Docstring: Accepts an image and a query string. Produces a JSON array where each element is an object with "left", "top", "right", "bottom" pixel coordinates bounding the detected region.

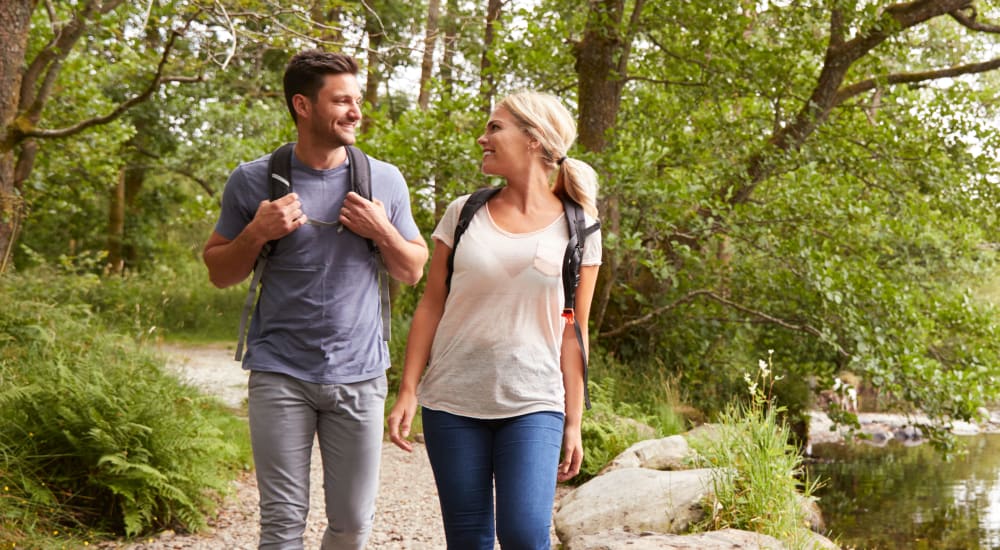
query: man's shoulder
[
  {"left": 360, "top": 152, "right": 408, "bottom": 194},
  {"left": 362, "top": 153, "right": 402, "bottom": 177},
  {"left": 231, "top": 152, "right": 271, "bottom": 180}
]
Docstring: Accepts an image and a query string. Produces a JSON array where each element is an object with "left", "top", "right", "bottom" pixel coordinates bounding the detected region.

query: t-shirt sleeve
[
  {"left": 214, "top": 163, "right": 261, "bottom": 241},
  {"left": 582, "top": 214, "right": 603, "bottom": 267},
  {"left": 431, "top": 194, "right": 471, "bottom": 249},
  {"left": 382, "top": 163, "right": 422, "bottom": 242}
]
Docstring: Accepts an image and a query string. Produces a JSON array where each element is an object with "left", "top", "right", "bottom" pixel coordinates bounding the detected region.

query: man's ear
[{"left": 293, "top": 94, "right": 311, "bottom": 119}]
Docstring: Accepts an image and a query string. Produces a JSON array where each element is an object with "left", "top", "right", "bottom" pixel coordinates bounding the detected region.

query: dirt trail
[{"left": 126, "top": 342, "right": 563, "bottom": 550}]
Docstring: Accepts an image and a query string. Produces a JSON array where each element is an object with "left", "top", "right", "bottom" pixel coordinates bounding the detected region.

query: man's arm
[
  {"left": 339, "top": 191, "right": 428, "bottom": 285},
  {"left": 203, "top": 193, "right": 307, "bottom": 288}
]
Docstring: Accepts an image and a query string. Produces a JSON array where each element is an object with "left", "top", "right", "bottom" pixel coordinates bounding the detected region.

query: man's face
[{"left": 298, "top": 73, "right": 363, "bottom": 148}]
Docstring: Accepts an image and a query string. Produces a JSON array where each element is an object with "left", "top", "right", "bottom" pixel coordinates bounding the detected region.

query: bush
[
  {"left": 0, "top": 278, "right": 250, "bottom": 545},
  {"left": 8, "top": 254, "right": 246, "bottom": 343},
  {"left": 689, "top": 352, "right": 820, "bottom": 547}
]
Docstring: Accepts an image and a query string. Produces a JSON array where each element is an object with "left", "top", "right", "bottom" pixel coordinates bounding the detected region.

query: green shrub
[
  {"left": 0, "top": 280, "right": 249, "bottom": 545},
  {"left": 689, "top": 352, "right": 820, "bottom": 547},
  {"left": 7, "top": 255, "right": 246, "bottom": 343},
  {"left": 573, "top": 351, "right": 690, "bottom": 482}
]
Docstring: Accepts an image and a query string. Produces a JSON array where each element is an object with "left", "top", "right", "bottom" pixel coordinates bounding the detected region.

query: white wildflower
[{"left": 758, "top": 359, "right": 770, "bottom": 379}]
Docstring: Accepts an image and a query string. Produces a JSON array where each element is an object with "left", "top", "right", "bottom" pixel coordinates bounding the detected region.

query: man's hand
[
  {"left": 339, "top": 191, "right": 390, "bottom": 241},
  {"left": 252, "top": 193, "right": 307, "bottom": 241}
]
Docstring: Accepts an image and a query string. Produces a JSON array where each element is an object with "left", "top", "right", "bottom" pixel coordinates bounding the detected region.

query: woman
[{"left": 387, "top": 90, "right": 602, "bottom": 549}]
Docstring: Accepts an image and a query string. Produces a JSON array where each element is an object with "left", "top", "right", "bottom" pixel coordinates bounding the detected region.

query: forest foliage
[{"left": 2, "top": 0, "right": 999, "bottom": 440}]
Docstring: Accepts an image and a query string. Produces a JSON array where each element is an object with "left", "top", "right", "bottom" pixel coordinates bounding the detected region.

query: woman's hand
[
  {"left": 558, "top": 423, "right": 583, "bottom": 482},
  {"left": 387, "top": 391, "right": 419, "bottom": 452}
]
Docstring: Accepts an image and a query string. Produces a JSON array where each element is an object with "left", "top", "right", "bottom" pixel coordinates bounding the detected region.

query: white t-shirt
[{"left": 417, "top": 193, "right": 602, "bottom": 419}]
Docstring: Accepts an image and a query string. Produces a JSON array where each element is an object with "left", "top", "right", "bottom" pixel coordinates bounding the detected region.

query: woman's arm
[
  {"left": 558, "top": 264, "right": 600, "bottom": 481},
  {"left": 387, "top": 239, "right": 451, "bottom": 451}
]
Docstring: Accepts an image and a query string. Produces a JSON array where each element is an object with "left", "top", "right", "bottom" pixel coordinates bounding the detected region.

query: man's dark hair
[{"left": 283, "top": 50, "right": 359, "bottom": 123}]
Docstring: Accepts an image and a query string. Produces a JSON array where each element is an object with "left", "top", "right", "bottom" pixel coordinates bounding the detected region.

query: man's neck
[{"left": 293, "top": 139, "right": 348, "bottom": 170}]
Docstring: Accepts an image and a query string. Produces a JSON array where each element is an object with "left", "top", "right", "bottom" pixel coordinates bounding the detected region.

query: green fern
[{"left": 1, "top": 277, "right": 248, "bottom": 543}]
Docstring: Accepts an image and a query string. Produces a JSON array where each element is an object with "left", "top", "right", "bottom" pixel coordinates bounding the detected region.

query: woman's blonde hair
[{"left": 496, "top": 91, "right": 599, "bottom": 218}]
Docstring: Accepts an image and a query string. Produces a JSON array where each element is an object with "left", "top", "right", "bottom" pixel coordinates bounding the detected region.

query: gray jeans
[{"left": 248, "top": 371, "right": 387, "bottom": 550}]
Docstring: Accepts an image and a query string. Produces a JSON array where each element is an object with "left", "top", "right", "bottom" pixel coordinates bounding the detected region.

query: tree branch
[
  {"left": 21, "top": 29, "right": 201, "bottom": 140},
  {"left": 20, "top": 0, "right": 99, "bottom": 114},
  {"left": 599, "top": 289, "right": 716, "bottom": 338},
  {"left": 829, "top": 5, "right": 846, "bottom": 48},
  {"left": 722, "top": 0, "right": 973, "bottom": 207},
  {"left": 949, "top": 6, "right": 1000, "bottom": 33},
  {"left": 834, "top": 56, "right": 1000, "bottom": 105},
  {"left": 134, "top": 145, "right": 215, "bottom": 196},
  {"left": 625, "top": 74, "right": 704, "bottom": 87},
  {"left": 599, "top": 289, "right": 850, "bottom": 357},
  {"left": 617, "top": 0, "right": 646, "bottom": 76}
]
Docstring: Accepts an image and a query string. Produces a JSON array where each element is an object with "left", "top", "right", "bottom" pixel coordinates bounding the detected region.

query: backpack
[
  {"left": 446, "top": 186, "right": 601, "bottom": 408},
  {"left": 234, "top": 143, "right": 391, "bottom": 361}
]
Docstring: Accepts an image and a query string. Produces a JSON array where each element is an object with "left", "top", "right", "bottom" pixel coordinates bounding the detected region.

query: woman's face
[{"left": 477, "top": 107, "right": 534, "bottom": 178}]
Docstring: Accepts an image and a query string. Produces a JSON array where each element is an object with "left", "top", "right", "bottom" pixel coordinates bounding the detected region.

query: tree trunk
[
  {"left": 107, "top": 167, "right": 126, "bottom": 274},
  {"left": 573, "top": 0, "right": 640, "bottom": 334},
  {"left": 418, "top": 0, "right": 441, "bottom": 110},
  {"left": 0, "top": 0, "right": 36, "bottom": 273},
  {"left": 106, "top": 161, "right": 146, "bottom": 273},
  {"left": 361, "top": 23, "right": 384, "bottom": 134},
  {"left": 574, "top": 0, "right": 628, "bottom": 152},
  {"left": 123, "top": 164, "right": 144, "bottom": 267},
  {"left": 312, "top": 2, "right": 345, "bottom": 45},
  {"left": 479, "top": 0, "right": 503, "bottom": 114},
  {"left": 440, "top": 0, "right": 459, "bottom": 101}
]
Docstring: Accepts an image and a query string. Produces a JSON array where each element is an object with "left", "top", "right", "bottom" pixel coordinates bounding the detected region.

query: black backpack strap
[
  {"left": 236, "top": 143, "right": 297, "bottom": 361},
  {"left": 345, "top": 145, "right": 375, "bottom": 249},
  {"left": 560, "top": 196, "right": 601, "bottom": 409},
  {"left": 446, "top": 186, "right": 503, "bottom": 291},
  {"left": 268, "top": 142, "right": 295, "bottom": 200},
  {"left": 345, "top": 145, "right": 391, "bottom": 342}
]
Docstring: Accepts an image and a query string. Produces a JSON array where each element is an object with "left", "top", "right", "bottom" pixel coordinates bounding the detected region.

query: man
[{"left": 203, "top": 50, "right": 428, "bottom": 549}]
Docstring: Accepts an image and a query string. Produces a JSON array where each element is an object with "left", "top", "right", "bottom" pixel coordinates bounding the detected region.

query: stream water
[{"left": 807, "top": 433, "right": 1000, "bottom": 549}]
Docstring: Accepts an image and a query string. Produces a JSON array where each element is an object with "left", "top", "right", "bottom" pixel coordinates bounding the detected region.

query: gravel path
[{"left": 105, "top": 343, "right": 566, "bottom": 549}]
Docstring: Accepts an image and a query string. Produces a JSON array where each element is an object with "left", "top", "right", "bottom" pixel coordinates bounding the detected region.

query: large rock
[
  {"left": 599, "top": 435, "right": 692, "bottom": 474},
  {"left": 563, "top": 527, "right": 788, "bottom": 550},
  {"left": 565, "top": 528, "right": 839, "bottom": 550},
  {"left": 554, "top": 468, "right": 714, "bottom": 541}
]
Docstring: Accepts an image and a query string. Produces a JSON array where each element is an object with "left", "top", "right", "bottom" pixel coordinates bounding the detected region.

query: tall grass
[
  {"left": 7, "top": 255, "right": 247, "bottom": 343},
  {"left": 0, "top": 273, "right": 252, "bottom": 547},
  {"left": 689, "top": 351, "right": 821, "bottom": 547},
  {"left": 576, "top": 351, "right": 690, "bottom": 482}
]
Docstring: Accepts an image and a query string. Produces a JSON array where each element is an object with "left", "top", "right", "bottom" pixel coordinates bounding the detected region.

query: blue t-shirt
[{"left": 215, "top": 147, "right": 420, "bottom": 384}]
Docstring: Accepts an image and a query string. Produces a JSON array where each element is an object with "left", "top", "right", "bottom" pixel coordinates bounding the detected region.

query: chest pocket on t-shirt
[{"left": 533, "top": 238, "right": 562, "bottom": 278}]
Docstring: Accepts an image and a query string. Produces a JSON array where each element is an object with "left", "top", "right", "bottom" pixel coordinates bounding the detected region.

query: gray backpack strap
[
  {"left": 345, "top": 145, "right": 391, "bottom": 342},
  {"left": 235, "top": 144, "right": 294, "bottom": 361},
  {"left": 234, "top": 248, "right": 270, "bottom": 361}
]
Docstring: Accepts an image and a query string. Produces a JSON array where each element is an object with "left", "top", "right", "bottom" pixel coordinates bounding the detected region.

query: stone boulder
[
  {"left": 555, "top": 425, "right": 839, "bottom": 548},
  {"left": 554, "top": 468, "right": 714, "bottom": 541},
  {"left": 564, "top": 527, "right": 839, "bottom": 550},
  {"left": 598, "top": 434, "right": 692, "bottom": 474},
  {"left": 563, "top": 527, "right": 786, "bottom": 550}
]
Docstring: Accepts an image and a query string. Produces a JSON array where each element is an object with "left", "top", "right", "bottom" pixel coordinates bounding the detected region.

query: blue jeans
[
  {"left": 421, "top": 407, "right": 565, "bottom": 550},
  {"left": 248, "top": 371, "right": 387, "bottom": 550}
]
